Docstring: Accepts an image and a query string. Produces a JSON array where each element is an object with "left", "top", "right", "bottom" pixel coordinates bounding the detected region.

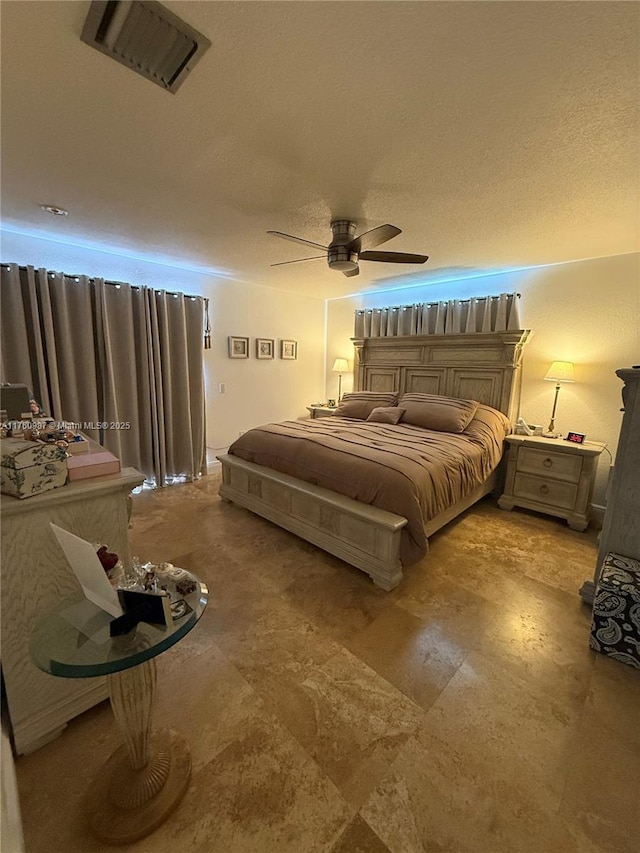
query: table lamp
[
  {"left": 543, "top": 361, "right": 575, "bottom": 438},
  {"left": 332, "top": 358, "right": 349, "bottom": 402}
]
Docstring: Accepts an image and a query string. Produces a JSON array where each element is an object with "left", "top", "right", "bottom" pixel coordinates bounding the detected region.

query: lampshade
[
  {"left": 544, "top": 361, "right": 575, "bottom": 383},
  {"left": 332, "top": 358, "right": 349, "bottom": 373}
]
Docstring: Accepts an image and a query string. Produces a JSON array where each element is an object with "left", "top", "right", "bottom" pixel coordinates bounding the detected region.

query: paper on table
[
  {"left": 60, "top": 598, "right": 112, "bottom": 645},
  {"left": 49, "top": 523, "right": 123, "bottom": 618}
]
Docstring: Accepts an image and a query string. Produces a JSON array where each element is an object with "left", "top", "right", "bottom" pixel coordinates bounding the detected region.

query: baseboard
[
  {"left": 206, "top": 446, "right": 228, "bottom": 475},
  {"left": 590, "top": 503, "right": 606, "bottom": 530}
]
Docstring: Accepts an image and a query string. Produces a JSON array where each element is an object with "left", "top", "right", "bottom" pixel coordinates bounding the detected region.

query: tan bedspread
[{"left": 228, "top": 410, "right": 508, "bottom": 565}]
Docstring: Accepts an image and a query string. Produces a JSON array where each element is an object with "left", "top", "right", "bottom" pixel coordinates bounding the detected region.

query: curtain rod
[
  {"left": 355, "top": 293, "right": 521, "bottom": 310},
  {"left": 1, "top": 263, "right": 201, "bottom": 301}
]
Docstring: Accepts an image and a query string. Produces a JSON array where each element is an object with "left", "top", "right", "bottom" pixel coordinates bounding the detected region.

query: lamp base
[{"left": 543, "top": 411, "right": 559, "bottom": 439}]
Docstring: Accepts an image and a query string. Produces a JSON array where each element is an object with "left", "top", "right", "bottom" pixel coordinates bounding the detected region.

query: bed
[{"left": 218, "top": 330, "right": 530, "bottom": 590}]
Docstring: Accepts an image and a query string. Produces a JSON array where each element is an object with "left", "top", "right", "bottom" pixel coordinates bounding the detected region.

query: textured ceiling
[{"left": 1, "top": 1, "right": 638, "bottom": 299}]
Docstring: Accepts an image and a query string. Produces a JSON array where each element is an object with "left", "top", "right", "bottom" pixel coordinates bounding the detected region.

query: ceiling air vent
[{"left": 81, "top": 0, "right": 211, "bottom": 94}]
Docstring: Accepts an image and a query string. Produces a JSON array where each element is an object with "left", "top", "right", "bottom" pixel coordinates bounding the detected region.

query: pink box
[{"left": 67, "top": 450, "right": 121, "bottom": 481}]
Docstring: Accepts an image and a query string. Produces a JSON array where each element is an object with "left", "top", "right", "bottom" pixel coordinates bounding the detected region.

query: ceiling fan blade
[
  {"left": 359, "top": 251, "right": 429, "bottom": 264},
  {"left": 343, "top": 266, "right": 360, "bottom": 277},
  {"left": 267, "top": 230, "right": 327, "bottom": 251},
  {"left": 270, "top": 256, "right": 325, "bottom": 267},
  {"left": 347, "top": 224, "right": 401, "bottom": 253}
]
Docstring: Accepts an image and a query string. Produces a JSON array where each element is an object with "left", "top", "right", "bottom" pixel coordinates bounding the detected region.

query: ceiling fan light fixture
[
  {"left": 327, "top": 247, "right": 358, "bottom": 271},
  {"left": 330, "top": 259, "right": 358, "bottom": 272}
]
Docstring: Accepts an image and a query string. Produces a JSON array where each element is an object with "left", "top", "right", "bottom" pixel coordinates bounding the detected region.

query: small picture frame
[
  {"left": 228, "top": 336, "right": 249, "bottom": 359},
  {"left": 280, "top": 340, "right": 297, "bottom": 360},
  {"left": 170, "top": 598, "right": 194, "bottom": 621},
  {"left": 256, "top": 338, "right": 275, "bottom": 359}
]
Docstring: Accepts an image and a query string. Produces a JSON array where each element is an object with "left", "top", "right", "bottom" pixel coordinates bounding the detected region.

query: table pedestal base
[{"left": 85, "top": 729, "right": 191, "bottom": 844}]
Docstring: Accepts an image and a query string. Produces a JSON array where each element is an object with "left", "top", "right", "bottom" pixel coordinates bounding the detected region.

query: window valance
[{"left": 354, "top": 292, "right": 521, "bottom": 338}]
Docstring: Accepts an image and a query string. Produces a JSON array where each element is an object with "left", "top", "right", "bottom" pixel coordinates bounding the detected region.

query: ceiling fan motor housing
[
  {"left": 329, "top": 220, "right": 357, "bottom": 244},
  {"left": 328, "top": 220, "right": 358, "bottom": 270}
]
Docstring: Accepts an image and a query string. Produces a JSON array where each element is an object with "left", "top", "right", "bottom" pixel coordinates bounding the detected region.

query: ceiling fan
[{"left": 267, "top": 220, "right": 429, "bottom": 277}]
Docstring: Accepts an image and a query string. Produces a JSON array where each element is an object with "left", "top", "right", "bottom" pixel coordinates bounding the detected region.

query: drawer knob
[
  {"left": 539, "top": 484, "right": 549, "bottom": 494},
  {"left": 543, "top": 458, "right": 553, "bottom": 468}
]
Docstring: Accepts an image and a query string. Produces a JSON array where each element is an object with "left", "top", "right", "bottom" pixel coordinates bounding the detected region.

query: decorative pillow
[
  {"left": 399, "top": 393, "right": 478, "bottom": 433},
  {"left": 463, "top": 404, "right": 511, "bottom": 442},
  {"left": 333, "top": 391, "right": 398, "bottom": 420},
  {"left": 367, "top": 406, "right": 405, "bottom": 425}
]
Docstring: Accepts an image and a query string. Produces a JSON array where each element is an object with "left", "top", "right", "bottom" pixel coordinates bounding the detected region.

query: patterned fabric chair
[{"left": 590, "top": 552, "right": 640, "bottom": 669}]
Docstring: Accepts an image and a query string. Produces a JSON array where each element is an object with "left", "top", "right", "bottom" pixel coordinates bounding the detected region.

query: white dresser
[{"left": 1, "top": 467, "right": 143, "bottom": 754}]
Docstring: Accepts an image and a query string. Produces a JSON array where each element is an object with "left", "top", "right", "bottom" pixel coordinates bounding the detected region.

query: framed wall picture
[
  {"left": 228, "top": 336, "right": 249, "bottom": 358},
  {"left": 256, "top": 338, "right": 274, "bottom": 359},
  {"left": 280, "top": 340, "right": 297, "bottom": 360}
]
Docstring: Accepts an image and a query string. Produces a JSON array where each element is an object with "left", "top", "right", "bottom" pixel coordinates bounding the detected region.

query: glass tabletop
[{"left": 30, "top": 573, "right": 208, "bottom": 678}]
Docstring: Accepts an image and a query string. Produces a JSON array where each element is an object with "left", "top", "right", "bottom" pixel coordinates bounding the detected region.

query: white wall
[
  {"left": 327, "top": 253, "right": 640, "bottom": 505},
  {"left": 208, "top": 283, "right": 326, "bottom": 452},
  {"left": 0, "top": 230, "right": 327, "bottom": 454}
]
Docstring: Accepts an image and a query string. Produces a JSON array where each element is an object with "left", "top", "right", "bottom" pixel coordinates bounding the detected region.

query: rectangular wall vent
[{"left": 81, "top": 0, "right": 211, "bottom": 93}]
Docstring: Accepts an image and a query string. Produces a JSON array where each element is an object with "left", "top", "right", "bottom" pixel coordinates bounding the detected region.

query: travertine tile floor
[{"left": 15, "top": 474, "right": 640, "bottom": 852}]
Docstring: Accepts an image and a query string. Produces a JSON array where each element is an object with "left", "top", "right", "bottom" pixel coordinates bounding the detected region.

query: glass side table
[{"left": 30, "top": 573, "right": 208, "bottom": 844}]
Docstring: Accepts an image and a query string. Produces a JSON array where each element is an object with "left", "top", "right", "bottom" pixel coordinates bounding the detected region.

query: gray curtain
[
  {"left": 354, "top": 292, "right": 521, "bottom": 338},
  {"left": 1, "top": 264, "right": 206, "bottom": 485}
]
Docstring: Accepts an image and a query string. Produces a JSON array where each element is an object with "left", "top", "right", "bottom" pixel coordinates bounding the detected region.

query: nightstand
[
  {"left": 307, "top": 405, "right": 337, "bottom": 419},
  {"left": 498, "top": 434, "right": 606, "bottom": 531}
]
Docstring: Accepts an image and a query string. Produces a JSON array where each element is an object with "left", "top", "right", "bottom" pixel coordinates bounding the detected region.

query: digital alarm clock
[{"left": 566, "top": 431, "right": 586, "bottom": 444}]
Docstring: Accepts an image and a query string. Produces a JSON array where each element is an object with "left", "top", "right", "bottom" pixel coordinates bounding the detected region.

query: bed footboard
[{"left": 217, "top": 454, "right": 408, "bottom": 590}]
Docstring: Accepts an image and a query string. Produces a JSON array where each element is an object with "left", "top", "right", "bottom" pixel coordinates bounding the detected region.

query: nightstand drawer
[
  {"left": 514, "top": 473, "right": 578, "bottom": 510},
  {"left": 518, "top": 447, "right": 582, "bottom": 482}
]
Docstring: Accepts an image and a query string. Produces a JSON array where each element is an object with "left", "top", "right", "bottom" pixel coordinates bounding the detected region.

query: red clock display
[{"left": 566, "top": 432, "right": 586, "bottom": 444}]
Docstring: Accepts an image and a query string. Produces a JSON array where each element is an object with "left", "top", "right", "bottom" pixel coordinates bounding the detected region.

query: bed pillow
[
  {"left": 399, "top": 393, "right": 478, "bottom": 433},
  {"left": 463, "top": 403, "right": 511, "bottom": 442},
  {"left": 367, "top": 406, "right": 405, "bottom": 425},
  {"left": 333, "top": 391, "right": 398, "bottom": 420}
]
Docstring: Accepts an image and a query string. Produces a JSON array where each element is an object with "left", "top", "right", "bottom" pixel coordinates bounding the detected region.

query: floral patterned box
[
  {"left": 1, "top": 438, "right": 68, "bottom": 499},
  {"left": 590, "top": 552, "right": 640, "bottom": 670}
]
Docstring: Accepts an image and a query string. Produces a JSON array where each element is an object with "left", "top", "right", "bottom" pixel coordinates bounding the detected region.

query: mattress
[{"left": 227, "top": 404, "right": 509, "bottom": 565}]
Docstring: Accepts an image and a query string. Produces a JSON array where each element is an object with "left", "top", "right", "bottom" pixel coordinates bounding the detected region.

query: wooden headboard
[{"left": 351, "top": 330, "right": 531, "bottom": 424}]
